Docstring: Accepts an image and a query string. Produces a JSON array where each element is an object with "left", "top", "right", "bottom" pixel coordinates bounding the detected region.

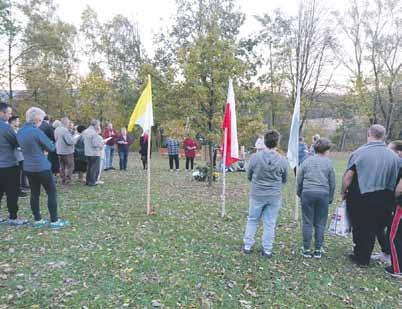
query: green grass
[{"left": 0, "top": 154, "right": 401, "bottom": 308}]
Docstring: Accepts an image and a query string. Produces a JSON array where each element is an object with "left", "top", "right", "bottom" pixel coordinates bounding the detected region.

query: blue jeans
[
  {"left": 104, "top": 145, "right": 115, "bottom": 169},
  {"left": 243, "top": 196, "right": 282, "bottom": 253},
  {"left": 118, "top": 150, "right": 128, "bottom": 170}
]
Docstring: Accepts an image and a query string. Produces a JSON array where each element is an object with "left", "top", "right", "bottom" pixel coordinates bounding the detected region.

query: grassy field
[{"left": 0, "top": 154, "right": 401, "bottom": 308}]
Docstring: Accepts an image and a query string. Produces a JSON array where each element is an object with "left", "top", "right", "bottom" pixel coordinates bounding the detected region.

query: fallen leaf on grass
[{"left": 151, "top": 300, "right": 162, "bottom": 307}]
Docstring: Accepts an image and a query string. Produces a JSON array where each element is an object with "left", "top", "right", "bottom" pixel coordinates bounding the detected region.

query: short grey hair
[
  {"left": 313, "top": 134, "right": 321, "bottom": 142},
  {"left": 368, "top": 124, "right": 386, "bottom": 140},
  {"left": 52, "top": 120, "right": 61, "bottom": 128},
  {"left": 26, "top": 107, "right": 46, "bottom": 124}
]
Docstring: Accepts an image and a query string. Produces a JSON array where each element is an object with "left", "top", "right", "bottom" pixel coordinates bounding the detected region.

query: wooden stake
[
  {"left": 294, "top": 167, "right": 299, "bottom": 221},
  {"left": 146, "top": 128, "right": 152, "bottom": 215},
  {"left": 221, "top": 128, "right": 228, "bottom": 218}
]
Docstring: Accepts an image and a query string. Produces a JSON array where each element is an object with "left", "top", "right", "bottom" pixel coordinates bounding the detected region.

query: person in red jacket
[
  {"left": 102, "top": 122, "right": 117, "bottom": 171},
  {"left": 183, "top": 135, "right": 197, "bottom": 171}
]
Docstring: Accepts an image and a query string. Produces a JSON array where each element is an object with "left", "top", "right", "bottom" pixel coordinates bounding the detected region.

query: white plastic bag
[{"left": 328, "top": 201, "right": 351, "bottom": 236}]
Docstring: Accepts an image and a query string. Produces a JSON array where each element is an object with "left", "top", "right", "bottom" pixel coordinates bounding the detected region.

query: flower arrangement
[{"left": 192, "top": 165, "right": 219, "bottom": 182}]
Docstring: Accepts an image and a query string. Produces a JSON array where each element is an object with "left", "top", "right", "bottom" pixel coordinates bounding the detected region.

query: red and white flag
[{"left": 221, "top": 79, "right": 239, "bottom": 167}]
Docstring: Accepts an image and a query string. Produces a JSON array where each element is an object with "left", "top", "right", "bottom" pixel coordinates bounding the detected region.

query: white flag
[{"left": 287, "top": 81, "right": 301, "bottom": 169}]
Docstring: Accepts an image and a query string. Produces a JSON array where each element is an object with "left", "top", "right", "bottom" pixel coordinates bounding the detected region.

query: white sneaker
[
  {"left": 96, "top": 180, "right": 104, "bottom": 185},
  {"left": 380, "top": 254, "right": 391, "bottom": 264},
  {"left": 371, "top": 252, "right": 384, "bottom": 261}
]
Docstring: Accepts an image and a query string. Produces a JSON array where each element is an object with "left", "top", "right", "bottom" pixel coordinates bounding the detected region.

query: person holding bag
[{"left": 297, "top": 138, "right": 336, "bottom": 258}]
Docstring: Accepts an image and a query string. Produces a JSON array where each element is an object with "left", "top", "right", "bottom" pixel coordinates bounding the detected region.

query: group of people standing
[
  {"left": 241, "top": 125, "right": 402, "bottom": 278},
  {"left": 164, "top": 136, "right": 198, "bottom": 171},
  {"left": 0, "top": 103, "right": 141, "bottom": 228}
]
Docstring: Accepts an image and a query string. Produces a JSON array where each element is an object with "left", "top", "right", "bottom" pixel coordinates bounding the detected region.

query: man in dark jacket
[
  {"left": 39, "top": 116, "right": 59, "bottom": 176},
  {"left": 0, "top": 102, "right": 27, "bottom": 225}
]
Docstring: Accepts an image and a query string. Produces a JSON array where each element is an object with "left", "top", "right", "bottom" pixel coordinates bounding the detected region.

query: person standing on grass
[
  {"left": 387, "top": 167, "right": 402, "bottom": 278},
  {"left": 370, "top": 141, "right": 402, "bottom": 265},
  {"left": 0, "top": 102, "right": 28, "bottom": 226},
  {"left": 17, "top": 107, "right": 69, "bottom": 228},
  {"left": 39, "top": 116, "right": 59, "bottom": 181},
  {"left": 54, "top": 117, "right": 76, "bottom": 185},
  {"left": 166, "top": 137, "right": 180, "bottom": 171},
  {"left": 74, "top": 125, "right": 87, "bottom": 182},
  {"left": 102, "top": 122, "right": 117, "bottom": 171},
  {"left": 116, "top": 127, "right": 133, "bottom": 171},
  {"left": 341, "top": 125, "right": 399, "bottom": 268},
  {"left": 82, "top": 119, "right": 104, "bottom": 186},
  {"left": 183, "top": 135, "right": 197, "bottom": 171},
  {"left": 8, "top": 116, "right": 29, "bottom": 196},
  {"left": 297, "top": 138, "right": 336, "bottom": 259},
  {"left": 309, "top": 134, "right": 320, "bottom": 155},
  {"left": 139, "top": 132, "right": 149, "bottom": 170},
  {"left": 241, "top": 130, "right": 288, "bottom": 258}
]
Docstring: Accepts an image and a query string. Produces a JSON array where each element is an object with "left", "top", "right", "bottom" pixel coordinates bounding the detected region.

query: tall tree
[
  {"left": 19, "top": 0, "right": 77, "bottom": 116},
  {"left": 0, "top": 0, "right": 21, "bottom": 104}
]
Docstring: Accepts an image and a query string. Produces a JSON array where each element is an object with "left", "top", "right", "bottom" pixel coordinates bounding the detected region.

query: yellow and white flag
[{"left": 128, "top": 75, "right": 153, "bottom": 132}]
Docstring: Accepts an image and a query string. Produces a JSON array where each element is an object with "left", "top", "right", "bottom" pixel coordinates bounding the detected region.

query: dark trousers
[
  {"left": 376, "top": 212, "right": 392, "bottom": 255},
  {"left": 390, "top": 205, "right": 402, "bottom": 273},
  {"left": 185, "top": 157, "right": 194, "bottom": 170},
  {"left": 25, "top": 170, "right": 58, "bottom": 222},
  {"left": 86, "top": 156, "right": 100, "bottom": 186},
  {"left": 169, "top": 154, "right": 179, "bottom": 170},
  {"left": 301, "top": 191, "right": 329, "bottom": 250},
  {"left": 19, "top": 161, "right": 28, "bottom": 188},
  {"left": 59, "top": 154, "right": 75, "bottom": 184},
  {"left": 0, "top": 166, "right": 19, "bottom": 219},
  {"left": 118, "top": 150, "right": 128, "bottom": 170},
  {"left": 347, "top": 190, "right": 394, "bottom": 265}
]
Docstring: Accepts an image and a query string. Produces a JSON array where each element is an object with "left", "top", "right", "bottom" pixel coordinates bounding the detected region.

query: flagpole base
[{"left": 146, "top": 205, "right": 156, "bottom": 216}]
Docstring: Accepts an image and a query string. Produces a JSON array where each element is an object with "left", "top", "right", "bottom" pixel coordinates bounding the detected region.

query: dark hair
[
  {"left": 390, "top": 140, "right": 402, "bottom": 152},
  {"left": 313, "top": 138, "right": 331, "bottom": 154},
  {"left": 299, "top": 137, "right": 304, "bottom": 142},
  {"left": 8, "top": 115, "right": 19, "bottom": 124},
  {"left": 43, "top": 115, "right": 49, "bottom": 121},
  {"left": 264, "top": 130, "right": 280, "bottom": 149},
  {"left": 0, "top": 102, "right": 10, "bottom": 113},
  {"left": 77, "top": 125, "right": 86, "bottom": 133}
]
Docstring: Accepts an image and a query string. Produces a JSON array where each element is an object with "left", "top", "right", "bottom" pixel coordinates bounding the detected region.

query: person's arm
[
  {"left": 3, "top": 125, "right": 18, "bottom": 148},
  {"left": 92, "top": 134, "right": 104, "bottom": 150},
  {"left": 296, "top": 164, "right": 304, "bottom": 197},
  {"left": 38, "top": 129, "right": 55, "bottom": 152},
  {"left": 328, "top": 165, "right": 336, "bottom": 204},
  {"left": 246, "top": 155, "right": 256, "bottom": 181},
  {"left": 395, "top": 178, "right": 402, "bottom": 197},
  {"left": 341, "top": 169, "right": 355, "bottom": 200},
  {"left": 282, "top": 161, "right": 288, "bottom": 184},
  {"left": 63, "top": 130, "right": 76, "bottom": 145}
]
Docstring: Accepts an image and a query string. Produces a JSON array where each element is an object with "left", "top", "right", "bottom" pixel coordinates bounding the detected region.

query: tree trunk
[
  {"left": 8, "top": 36, "right": 13, "bottom": 104},
  {"left": 208, "top": 141, "right": 213, "bottom": 187}
]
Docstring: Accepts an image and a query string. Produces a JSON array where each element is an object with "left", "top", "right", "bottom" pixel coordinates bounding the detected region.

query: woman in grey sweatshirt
[{"left": 297, "top": 138, "right": 336, "bottom": 258}]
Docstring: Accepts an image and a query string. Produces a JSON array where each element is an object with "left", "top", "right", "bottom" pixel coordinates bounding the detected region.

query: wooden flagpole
[
  {"left": 221, "top": 128, "right": 228, "bottom": 218},
  {"left": 146, "top": 128, "right": 152, "bottom": 215},
  {"left": 294, "top": 167, "right": 299, "bottom": 221}
]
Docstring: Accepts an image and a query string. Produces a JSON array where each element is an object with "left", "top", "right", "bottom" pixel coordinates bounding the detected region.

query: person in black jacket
[
  {"left": 139, "top": 132, "right": 149, "bottom": 170},
  {"left": 39, "top": 116, "right": 59, "bottom": 178}
]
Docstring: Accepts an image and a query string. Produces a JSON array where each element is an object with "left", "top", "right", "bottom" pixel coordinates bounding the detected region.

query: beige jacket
[{"left": 82, "top": 126, "right": 104, "bottom": 157}]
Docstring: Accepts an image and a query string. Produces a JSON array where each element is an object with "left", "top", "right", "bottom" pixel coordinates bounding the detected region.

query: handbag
[{"left": 328, "top": 201, "right": 351, "bottom": 236}]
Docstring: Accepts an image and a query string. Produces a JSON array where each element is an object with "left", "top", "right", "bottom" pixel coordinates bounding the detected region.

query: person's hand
[{"left": 341, "top": 191, "right": 347, "bottom": 201}]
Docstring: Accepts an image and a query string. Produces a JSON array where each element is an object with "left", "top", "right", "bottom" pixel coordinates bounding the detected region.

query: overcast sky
[{"left": 55, "top": 0, "right": 349, "bottom": 55}]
